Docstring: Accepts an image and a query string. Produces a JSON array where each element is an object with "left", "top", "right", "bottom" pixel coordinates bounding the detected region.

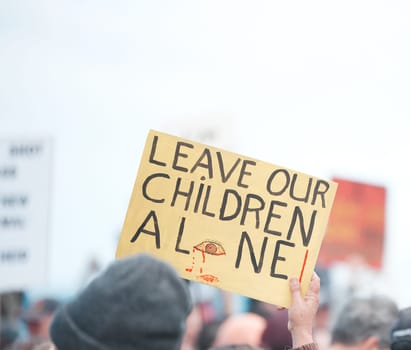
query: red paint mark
[
  {"left": 185, "top": 248, "right": 198, "bottom": 273},
  {"left": 194, "top": 240, "right": 226, "bottom": 256},
  {"left": 299, "top": 249, "right": 309, "bottom": 283},
  {"left": 200, "top": 267, "right": 203, "bottom": 273},
  {"left": 198, "top": 274, "right": 219, "bottom": 283},
  {"left": 201, "top": 251, "right": 205, "bottom": 263}
]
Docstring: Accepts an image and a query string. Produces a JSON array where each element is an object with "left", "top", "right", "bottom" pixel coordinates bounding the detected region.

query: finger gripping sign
[{"left": 116, "top": 130, "right": 338, "bottom": 307}]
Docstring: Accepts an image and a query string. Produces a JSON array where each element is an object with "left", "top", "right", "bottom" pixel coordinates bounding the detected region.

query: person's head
[
  {"left": 390, "top": 306, "right": 411, "bottom": 350},
  {"left": 22, "top": 298, "right": 60, "bottom": 339},
  {"left": 331, "top": 295, "right": 398, "bottom": 350},
  {"left": 212, "top": 312, "right": 267, "bottom": 348},
  {"left": 50, "top": 253, "right": 193, "bottom": 350}
]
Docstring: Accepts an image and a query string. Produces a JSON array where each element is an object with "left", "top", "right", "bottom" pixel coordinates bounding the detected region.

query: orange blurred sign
[{"left": 318, "top": 177, "right": 386, "bottom": 269}]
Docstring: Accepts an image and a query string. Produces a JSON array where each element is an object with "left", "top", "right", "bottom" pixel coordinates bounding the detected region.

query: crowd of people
[{"left": 1, "top": 252, "right": 410, "bottom": 350}]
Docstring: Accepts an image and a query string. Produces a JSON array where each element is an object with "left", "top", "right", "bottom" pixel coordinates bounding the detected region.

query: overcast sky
[{"left": 1, "top": 0, "right": 411, "bottom": 306}]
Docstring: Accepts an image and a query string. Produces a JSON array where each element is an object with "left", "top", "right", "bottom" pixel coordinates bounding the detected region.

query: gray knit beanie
[{"left": 50, "top": 253, "right": 192, "bottom": 350}]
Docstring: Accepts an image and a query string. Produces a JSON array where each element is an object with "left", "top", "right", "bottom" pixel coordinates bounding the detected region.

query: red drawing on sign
[
  {"left": 198, "top": 274, "right": 220, "bottom": 283},
  {"left": 194, "top": 240, "right": 226, "bottom": 256},
  {"left": 299, "top": 249, "right": 309, "bottom": 283},
  {"left": 185, "top": 240, "right": 226, "bottom": 284}
]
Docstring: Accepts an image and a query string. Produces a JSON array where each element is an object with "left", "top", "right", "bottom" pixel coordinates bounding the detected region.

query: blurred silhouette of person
[
  {"left": 1, "top": 292, "right": 24, "bottom": 349},
  {"left": 211, "top": 312, "right": 267, "bottom": 348},
  {"left": 390, "top": 306, "right": 411, "bottom": 350},
  {"left": 21, "top": 298, "right": 60, "bottom": 340},
  {"left": 1, "top": 326, "right": 19, "bottom": 349},
  {"left": 329, "top": 295, "right": 398, "bottom": 350},
  {"left": 41, "top": 254, "right": 321, "bottom": 350},
  {"left": 48, "top": 253, "right": 192, "bottom": 350},
  {"left": 210, "top": 273, "right": 322, "bottom": 350}
]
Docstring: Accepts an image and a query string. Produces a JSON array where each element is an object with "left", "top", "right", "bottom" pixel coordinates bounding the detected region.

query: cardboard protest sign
[{"left": 116, "top": 130, "right": 337, "bottom": 307}]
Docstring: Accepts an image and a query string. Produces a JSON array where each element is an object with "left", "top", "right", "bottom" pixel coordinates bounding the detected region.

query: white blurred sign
[{"left": 0, "top": 138, "right": 52, "bottom": 292}]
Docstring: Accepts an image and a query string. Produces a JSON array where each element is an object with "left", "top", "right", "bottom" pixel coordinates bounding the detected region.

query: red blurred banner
[{"left": 317, "top": 177, "right": 386, "bottom": 270}]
